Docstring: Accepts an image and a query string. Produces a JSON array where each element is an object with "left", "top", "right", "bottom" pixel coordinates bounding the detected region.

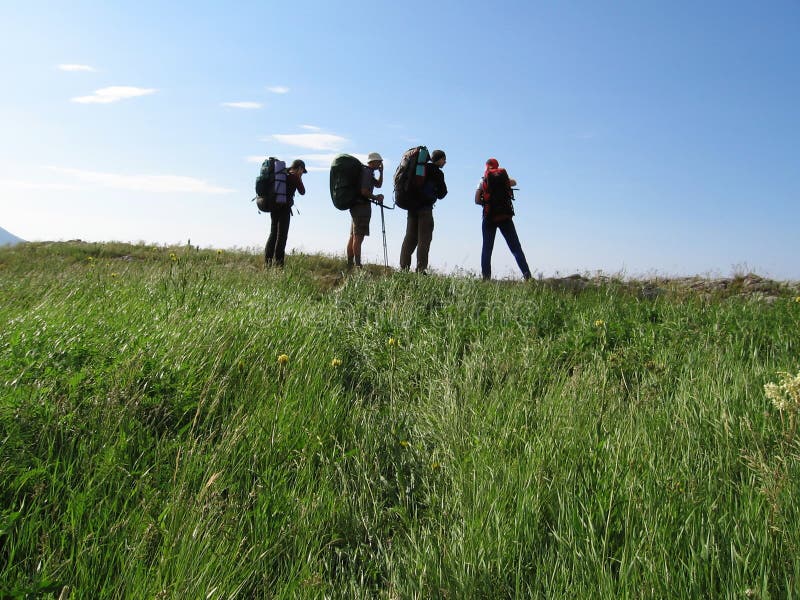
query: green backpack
[{"left": 329, "top": 154, "right": 364, "bottom": 210}]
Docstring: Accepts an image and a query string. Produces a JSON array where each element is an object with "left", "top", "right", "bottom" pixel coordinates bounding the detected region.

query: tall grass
[{"left": 1, "top": 242, "right": 798, "bottom": 598}]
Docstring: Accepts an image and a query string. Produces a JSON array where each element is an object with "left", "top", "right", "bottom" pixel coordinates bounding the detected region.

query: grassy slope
[{"left": 1, "top": 242, "right": 799, "bottom": 599}]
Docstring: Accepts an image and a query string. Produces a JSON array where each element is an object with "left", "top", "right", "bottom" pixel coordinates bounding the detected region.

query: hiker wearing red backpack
[
  {"left": 346, "top": 152, "right": 384, "bottom": 268},
  {"left": 265, "top": 159, "right": 306, "bottom": 267},
  {"left": 475, "top": 158, "right": 532, "bottom": 280},
  {"left": 399, "top": 149, "right": 448, "bottom": 273}
]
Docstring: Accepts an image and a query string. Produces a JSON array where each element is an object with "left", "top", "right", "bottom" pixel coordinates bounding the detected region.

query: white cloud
[
  {"left": 58, "top": 64, "right": 96, "bottom": 72},
  {"left": 270, "top": 133, "right": 348, "bottom": 151},
  {"left": 301, "top": 125, "right": 321, "bottom": 131},
  {"left": 72, "top": 86, "right": 157, "bottom": 104},
  {"left": 247, "top": 153, "right": 338, "bottom": 173},
  {"left": 297, "top": 153, "right": 346, "bottom": 172},
  {"left": 0, "top": 179, "right": 83, "bottom": 191},
  {"left": 222, "top": 101, "right": 263, "bottom": 109},
  {"left": 48, "top": 167, "right": 233, "bottom": 194},
  {"left": 245, "top": 152, "right": 377, "bottom": 173},
  {"left": 267, "top": 86, "right": 289, "bottom": 94}
]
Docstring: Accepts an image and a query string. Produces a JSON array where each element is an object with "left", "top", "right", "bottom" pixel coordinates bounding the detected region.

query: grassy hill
[{"left": 1, "top": 242, "right": 799, "bottom": 598}]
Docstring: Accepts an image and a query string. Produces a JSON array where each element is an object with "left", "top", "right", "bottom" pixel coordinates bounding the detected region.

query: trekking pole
[{"left": 380, "top": 203, "right": 389, "bottom": 268}]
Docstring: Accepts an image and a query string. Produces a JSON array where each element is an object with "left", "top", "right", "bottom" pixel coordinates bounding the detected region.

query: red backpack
[{"left": 480, "top": 167, "right": 515, "bottom": 221}]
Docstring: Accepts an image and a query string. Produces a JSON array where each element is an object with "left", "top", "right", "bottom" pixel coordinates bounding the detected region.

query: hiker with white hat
[{"left": 346, "top": 152, "right": 384, "bottom": 268}]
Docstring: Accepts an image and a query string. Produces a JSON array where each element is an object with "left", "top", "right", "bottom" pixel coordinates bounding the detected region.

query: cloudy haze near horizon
[{"left": 1, "top": 2, "right": 798, "bottom": 278}]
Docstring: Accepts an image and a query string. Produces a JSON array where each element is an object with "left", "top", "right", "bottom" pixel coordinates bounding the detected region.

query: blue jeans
[{"left": 481, "top": 218, "right": 531, "bottom": 280}]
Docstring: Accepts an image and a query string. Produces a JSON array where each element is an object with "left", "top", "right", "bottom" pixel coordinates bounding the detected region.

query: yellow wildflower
[
  {"left": 277, "top": 354, "right": 289, "bottom": 365},
  {"left": 399, "top": 440, "right": 410, "bottom": 448},
  {"left": 594, "top": 319, "right": 605, "bottom": 327},
  {"left": 795, "top": 296, "right": 800, "bottom": 303},
  {"left": 331, "top": 358, "right": 342, "bottom": 368},
  {"left": 169, "top": 253, "right": 178, "bottom": 262},
  {"left": 388, "top": 337, "right": 397, "bottom": 347},
  {"left": 111, "top": 272, "right": 119, "bottom": 278}
]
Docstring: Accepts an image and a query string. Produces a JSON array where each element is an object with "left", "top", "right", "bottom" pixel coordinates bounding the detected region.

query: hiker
[
  {"left": 265, "top": 159, "right": 306, "bottom": 266},
  {"left": 346, "top": 152, "right": 384, "bottom": 267},
  {"left": 475, "top": 157, "right": 532, "bottom": 280},
  {"left": 399, "top": 149, "right": 447, "bottom": 273}
]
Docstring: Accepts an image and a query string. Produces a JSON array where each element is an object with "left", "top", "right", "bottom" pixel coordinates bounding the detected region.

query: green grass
[{"left": 1, "top": 241, "right": 799, "bottom": 598}]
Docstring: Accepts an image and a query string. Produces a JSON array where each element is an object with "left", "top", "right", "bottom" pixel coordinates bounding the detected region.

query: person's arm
[
  {"left": 474, "top": 184, "right": 483, "bottom": 205},
  {"left": 436, "top": 170, "right": 448, "bottom": 199},
  {"left": 374, "top": 163, "right": 384, "bottom": 189},
  {"left": 293, "top": 173, "right": 306, "bottom": 195},
  {"left": 509, "top": 178, "right": 517, "bottom": 187},
  {"left": 360, "top": 185, "right": 384, "bottom": 203}
]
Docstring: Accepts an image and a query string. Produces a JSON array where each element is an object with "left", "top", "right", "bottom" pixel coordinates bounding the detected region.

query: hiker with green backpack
[
  {"left": 264, "top": 159, "right": 307, "bottom": 267},
  {"left": 475, "top": 157, "right": 532, "bottom": 280},
  {"left": 346, "top": 152, "right": 384, "bottom": 268}
]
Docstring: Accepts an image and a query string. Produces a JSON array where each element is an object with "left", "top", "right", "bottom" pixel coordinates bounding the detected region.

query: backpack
[
  {"left": 393, "top": 146, "right": 429, "bottom": 210},
  {"left": 329, "top": 154, "right": 364, "bottom": 210},
  {"left": 481, "top": 168, "right": 515, "bottom": 220},
  {"left": 254, "top": 157, "right": 287, "bottom": 212}
]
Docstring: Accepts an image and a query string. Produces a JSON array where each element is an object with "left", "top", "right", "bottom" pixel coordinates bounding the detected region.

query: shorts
[{"left": 350, "top": 215, "right": 370, "bottom": 237}]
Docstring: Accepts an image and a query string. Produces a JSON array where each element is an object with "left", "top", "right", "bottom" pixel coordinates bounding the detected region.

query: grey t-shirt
[{"left": 351, "top": 166, "right": 377, "bottom": 218}]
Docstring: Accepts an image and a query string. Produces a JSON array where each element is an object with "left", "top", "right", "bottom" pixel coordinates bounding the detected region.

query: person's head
[
  {"left": 367, "top": 152, "right": 383, "bottom": 169},
  {"left": 431, "top": 149, "right": 446, "bottom": 167},
  {"left": 289, "top": 159, "right": 307, "bottom": 174},
  {"left": 486, "top": 157, "right": 499, "bottom": 169}
]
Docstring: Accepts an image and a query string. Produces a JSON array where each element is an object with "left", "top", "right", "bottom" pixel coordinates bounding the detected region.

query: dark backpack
[
  {"left": 393, "top": 146, "right": 429, "bottom": 210},
  {"left": 254, "top": 157, "right": 287, "bottom": 212},
  {"left": 482, "top": 168, "right": 515, "bottom": 220},
  {"left": 329, "top": 154, "right": 364, "bottom": 210}
]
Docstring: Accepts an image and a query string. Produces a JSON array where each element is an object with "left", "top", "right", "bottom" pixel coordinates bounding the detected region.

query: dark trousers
[
  {"left": 481, "top": 218, "right": 531, "bottom": 280},
  {"left": 400, "top": 209, "right": 434, "bottom": 272},
  {"left": 265, "top": 207, "right": 291, "bottom": 266}
]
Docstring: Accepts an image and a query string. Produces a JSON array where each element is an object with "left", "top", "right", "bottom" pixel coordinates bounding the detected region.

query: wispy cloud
[
  {"left": 48, "top": 167, "right": 233, "bottom": 194},
  {"left": 58, "top": 64, "right": 96, "bottom": 72},
  {"left": 222, "top": 101, "right": 263, "bottom": 109},
  {"left": 0, "top": 179, "right": 83, "bottom": 191},
  {"left": 300, "top": 153, "right": 356, "bottom": 172},
  {"left": 301, "top": 124, "right": 321, "bottom": 131},
  {"left": 267, "top": 86, "right": 289, "bottom": 94},
  {"left": 246, "top": 152, "right": 378, "bottom": 173},
  {"left": 72, "top": 86, "right": 157, "bottom": 104},
  {"left": 246, "top": 153, "right": 340, "bottom": 173},
  {"left": 270, "top": 133, "right": 348, "bottom": 151}
]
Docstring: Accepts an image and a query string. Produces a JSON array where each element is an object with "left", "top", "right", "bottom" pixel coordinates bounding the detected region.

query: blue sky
[{"left": 1, "top": 1, "right": 798, "bottom": 278}]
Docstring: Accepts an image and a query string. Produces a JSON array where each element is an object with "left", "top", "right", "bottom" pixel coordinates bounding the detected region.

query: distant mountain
[{"left": 0, "top": 226, "right": 25, "bottom": 246}]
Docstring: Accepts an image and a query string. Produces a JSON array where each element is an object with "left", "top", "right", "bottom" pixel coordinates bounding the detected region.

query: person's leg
[
  {"left": 351, "top": 234, "right": 365, "bottom": 266},
  {"left": 274, "top": 209, "right": 291, "bottom": 266},
  {"left": 399, "top": 211, "right": 419, "bottom": 270},
  {"left": 347, "top": 219, "right": 357, "bottom": 266},
  {"left": 265, "top": 212, "right": 279, "bottom": 265},
  {"left": 498, "top": 219, "right": 532, "bottom": 279},
  {"left": 481, "top": 219, "right": 498, "bottom": 280},
  {"left": 416, "top": 209, "right": 434, "bottom": 272}
]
